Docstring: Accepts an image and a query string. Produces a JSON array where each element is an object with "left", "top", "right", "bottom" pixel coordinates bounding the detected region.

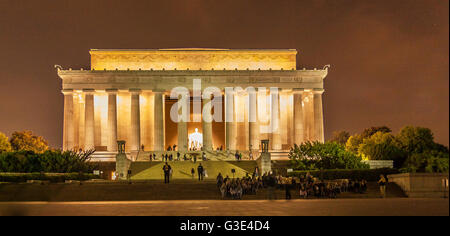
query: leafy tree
[
  {"left": 345, "top": 134, "right": 363, "bottom": 153},
  {"left": 0, "top": 132, "right": 11, "bottom": 153},
  {"left": 358, "top": 131, "right": 405, "bottom": 167},
  {"left": 361, "top": 126, "right": 392, "bottom": 139},
  {"left": 395, "top": 126, "right": 435, "bottom": 155},
  {"left": 9, "top": 130, "right": 48, "bottom": 153},
  {"left": 329, "top": 131, "right": 350, "bottom": 145},
  {"left": 401, "top": 150, "right": 449, "bottom": 173},
  {"left": 289, "top": 141, "right": 369, "bottom": 170}
]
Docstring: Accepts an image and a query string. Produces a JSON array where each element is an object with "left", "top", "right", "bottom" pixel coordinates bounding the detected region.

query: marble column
[
  {"left": 202, "top": 95, "right": 213, "bottom": 151},
  {"left": 154, "top": 91, "right": 165, "bottom": 151},
  {"left": 225, "top": 89, "right": 236, "bottom": 151},
  {"left": 62, "top": 89, "right": 74, "bottom": 150},
  {"left": 270, "top": 89, "right": 282, "bottom": 150},
  {"left": 130, "top": 89, "right": 141, "bottom": 152},
  {"left": 248, "top": 89, "right": 259, "bottom": 151},
  {"left": 106, "top": 89, "right": 118, "bottom": 152},
  {"left": 177, "top": 92, "right": 189, "bottom": 152},
  {"left": 293, "top": 88, "right": 305, "bottom": 145},
  {"left": 83, "top": 89, "right": 95, "bottom": 150},
  {"left": 313, "top": 89, "right": 325, "bottom": 143}
]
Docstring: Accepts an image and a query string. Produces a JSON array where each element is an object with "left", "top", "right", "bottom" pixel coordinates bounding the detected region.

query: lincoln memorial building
[{"left": 57, "top": 48, "right": 329, "bottom": 161}]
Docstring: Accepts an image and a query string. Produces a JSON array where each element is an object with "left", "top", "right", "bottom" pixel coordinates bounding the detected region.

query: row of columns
[
  {"left": 224, "top": 88, "right": 324, "bottom": 151},
  {"left": 62, "top": 88, "right": 324, "bottom": 152}
]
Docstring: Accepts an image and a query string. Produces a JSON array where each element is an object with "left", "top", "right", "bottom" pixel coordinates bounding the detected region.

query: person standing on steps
[
  {"left": 202, "top": 152, "right": 206, "bottom": 161},
  {"left": 197, "top": 163, "right": 204, "bottom": 181},
  {"left": 163, "top": 162, "right": 172, "bottom": 184}
]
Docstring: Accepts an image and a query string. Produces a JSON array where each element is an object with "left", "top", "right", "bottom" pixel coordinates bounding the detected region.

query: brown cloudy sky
[{"left": 0, "top": 0, "right": 448, "bottom": 147}]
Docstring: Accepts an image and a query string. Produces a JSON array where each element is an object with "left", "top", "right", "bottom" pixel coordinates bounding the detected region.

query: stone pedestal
[
  {"left": 115, "top": 153, "right": 131, "bottom": 180},
  {"left": 257, "top": 139, "right": 272, "bottom": 175},
  {"left": 115, "top": 140, "right": 131, "bottom": 180},
  {"left": 257, "top": 152, "right": 272, "bottom": 175}
]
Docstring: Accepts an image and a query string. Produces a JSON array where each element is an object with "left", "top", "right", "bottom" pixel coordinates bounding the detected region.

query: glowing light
[{"left": 189, "top": 128, "right": 203, "bottom": 149}]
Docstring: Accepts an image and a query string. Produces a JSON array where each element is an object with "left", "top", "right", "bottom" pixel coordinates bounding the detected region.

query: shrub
[
  {"left": 0, "top": 173, "right": 99, "bottom": 183},
  {"left": 287, "top": 168, "right": 399, "bottom": 181},
  {"left": 0, "top": 149, "right": 97, "bottom": 173},
  {"left": 400, "top": 150, "right": 449, "bottom": 173},
  {"left": 289, "top": 141, "right": 369, "bottom": 170}
]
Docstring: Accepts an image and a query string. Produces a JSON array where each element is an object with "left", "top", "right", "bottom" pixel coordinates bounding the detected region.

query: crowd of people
[
  {"left": 149, "top": 151, "right": 209, "bottom": 163},
  {"left": 295, "top": 174, "right": 368, "bottom": 199},
  {"left": 216, "top": 173, "right": 265, "bottom": 199},
  {"left": 214, "top": 169, "right": 374, "bottom": 200}
]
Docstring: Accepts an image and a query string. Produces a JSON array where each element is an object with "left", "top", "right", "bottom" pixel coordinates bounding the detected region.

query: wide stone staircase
[
  {"left": 130, "top": 160, "right": 258, "bottom": 180},
  {"left": 135, "top": 150, "right": 252, "bottom": 162}
]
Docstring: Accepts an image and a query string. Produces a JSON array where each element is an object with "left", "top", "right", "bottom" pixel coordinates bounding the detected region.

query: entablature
[{"left": 58, "top": 68, "right": 328, "bottom": 91}]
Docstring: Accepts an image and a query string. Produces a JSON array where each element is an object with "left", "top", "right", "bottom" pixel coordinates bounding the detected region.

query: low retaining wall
[
  {"left": 362, "top": 160, "right": 394, "bottom": 169},
  {"left": 387, "top": 173, "right": 449, "bottom": 198}
]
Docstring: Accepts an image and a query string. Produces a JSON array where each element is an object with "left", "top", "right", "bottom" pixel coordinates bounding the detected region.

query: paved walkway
[{"left": 0, "top": 198, "right": 447, "bottom": 216}]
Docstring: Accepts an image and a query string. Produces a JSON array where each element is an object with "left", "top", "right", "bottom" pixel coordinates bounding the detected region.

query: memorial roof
[{"left": 90, "top": 48, "right": 297, "bottom": 70}]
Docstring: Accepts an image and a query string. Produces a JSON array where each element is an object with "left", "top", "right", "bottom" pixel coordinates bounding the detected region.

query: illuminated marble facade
[{"left": 58, "top": 48, "right": 328, "bottom": 160}]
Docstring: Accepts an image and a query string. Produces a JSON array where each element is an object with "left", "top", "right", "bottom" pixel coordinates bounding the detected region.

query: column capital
[
  {"left": 61, "top": 89, "right": 74, "bottom": 95},
  {"left": 105, "top": 88, "right": 118, "bottom": 94},
  {"left": 292, "top": 88, "right": 305, "bottom": 94},
  {"left": 129, "top": 88, "right": 142, "bottom": 94},
  {"left": 281, "top": 88, "right": 293, "bottom": 94},
  {"left": 82, "top": 88, "right": 95, "bottom": 95},
  {"left": 313, "top": 88, "right": 325, "bottom": 94},
  {"left": 152, "top": 89, "right": 165, "bottom": 94},
  {"left": 224, "top": 87, "right": 236, "bottom": 95},
  {"left": 247, "top": 89, "right": 257, "bottom": 94}
]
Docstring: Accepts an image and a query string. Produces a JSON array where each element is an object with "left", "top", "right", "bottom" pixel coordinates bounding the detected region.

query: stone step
[{"left": 130, "top": 160, "right": 258, "bottom": 180}]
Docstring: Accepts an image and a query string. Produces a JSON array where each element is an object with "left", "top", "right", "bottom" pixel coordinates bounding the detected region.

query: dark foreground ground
[
  {"left": 0, "top": 199, "right": 448, "bottom": 216},
  {"left": 0, "top": 180, "right": 405, "bottom": 201}
]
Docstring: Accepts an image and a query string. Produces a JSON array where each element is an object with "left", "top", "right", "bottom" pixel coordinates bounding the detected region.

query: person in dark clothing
[
  {"left": 285, "top": 178, "right": 292, "bottom": 200},
  {"left": 197, "top": 163, "right": 204, "bottom": 181},
  {"left": 162, "top": 162, "right": 171, "bottom": 184},
  {"left": 177, "top": 152, "right": 180, "bottom": 161},
  {"left": 267, "top": 173, "right": 276, "bottom": 200},
  {"left": 191, "top": 168, "right": 195, "bottom": 179},
  {"left": 216, "top": 173, "right": 224, "bottom": 188}
]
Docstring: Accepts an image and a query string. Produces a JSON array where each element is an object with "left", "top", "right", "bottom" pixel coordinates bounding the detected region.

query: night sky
[{"left": 0, "top": 0, "right": 448, "bottom": 148}]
